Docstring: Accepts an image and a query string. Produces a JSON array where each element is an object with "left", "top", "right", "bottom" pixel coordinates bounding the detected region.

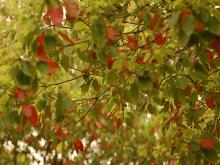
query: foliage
[{"left": 1, "top": 0, "right": 220, "bottom": 164}]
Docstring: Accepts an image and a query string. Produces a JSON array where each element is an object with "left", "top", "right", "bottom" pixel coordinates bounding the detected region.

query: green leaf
[
  {"left": 175, "top": 77, "right": 188, "bottom": 89},
  {"left": 202, "top": 149, "right": 217, "bottom": 162},
  {"left": 92, "top": 19, "right": 105, "bottom": 44},
  {"left": 143, "top": 12, "right": 151, "bottom": 28},
  {"left": 55, "top": 94, "right": 74, "bottom": 122},
  {"left": 147, "top": 103, "right": 156, "bottom": 114},
  {"left": 130, "top": 82, "right": 139, "bottom": 103},
  {"left": 206, "top": 16, "right": 220, "bottom": 35},
  {"left": 81, "top": 82, "right": 90, "bottom": 94},
  {"left": 196, "top": 7, "right": 210, "bottom": 23},
  {"left": 138, "top": 76, "right": 153, "bottom": 91},
  {"left": 106, "top": 70, "right": 117, "bottom": 86},
  {"left": 178, "top": 27, "right": 190, "bottom": 47},
  {"left": 61, "top": 55, "right": 71, "bottom": 71},
  {"left": 23, "top": 31, "right": 35, "bottom": 49},
  {"left": 37, "top": 61, "right": 50, "bottom": 74},
  {"left": 168, "top": 11, "right": 180, "bottom": 26},
  {"left": 44, "top": 35, "right": 57, "bottom": 54},
  {"left": 56, "top": 142, "right": 63, "bottom": 153},
  {"left": 16, "top": 70, "right": 31, "bottom": 85},
  {"left": 182, "top": 15, "right": 195, "bottom": 36},
  {"left": 21, "top": 60, "right": 34, "bottom": 76},
  {"left": 189, "top": 71, "right": 207, "bottom": 81}
]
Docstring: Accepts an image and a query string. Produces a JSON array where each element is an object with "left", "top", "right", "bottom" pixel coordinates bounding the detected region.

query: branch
[
  {"left": 35, "top": 74, "right": 86, "bottom": 96},
  {"left": 74, "top": 88, "right": 108, "bottom": 125}
]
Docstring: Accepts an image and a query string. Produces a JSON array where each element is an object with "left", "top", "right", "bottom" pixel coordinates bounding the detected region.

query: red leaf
[
  {"left": 17, "top": 124, "right": 24, "bottom": 132},
  {"left": 200, "top": 138, "right": 215, "bottom": 149},
  {"left": 37, "top": 32, "right": 45, "bottom": 46},
  {"left": 46, "top": 59, "right": 58, "bottom": 69},
  {"left": 179, "top": 9, "right": 191, "bottom": 25},
  {"left": 91, "top": 51, "right": 97, "bottom": 60},
  {"left": 16, "top": 88, "right": 25, "bottom": 101},
  {"left": 29, "top": 106, "right": 38, "bottom": 127},
  {"left": 116, "top": 118, "right": 122, "bottom": 129},
  {"left": 58, "top": 32, "right": 76, "bottom": 45},
  {"left": 127, "top": 35, "right": 139, "bottom": 50},
  {"left": 74, "top": 139, "right": 84, "bottom": 153},
  {"left": 175, "top": 100, "right": 181, "bottom": 111},
  {"left": 0, "top": 111, "right": 3, "bottom": 118},
  {"left": 208, "top": 54, "right": 215, "bottom": 62},
  {"left": 55, "top": 126, "right": 66, "bottom": 140},
  {"left": 169, "top": 160, "right": 175, "bottom": 165},
  {"left": 127, "top": 42, "right": 139, "bottom": 50},
  {"left": 64, "top": 0, "right": 79, "bottom": 21},
  {"left": 43, "top": 9, "right": 51, "bottom": 25},
  {"left": 22, "top": 105, "right": 33, "bottom": 118},
  {"left": 195, "top": 21, "right": 204, "bottom": 32},
  {"left": 96, "top": 121, "right": 103, "bottom": 129},
  {"left": 185, "top": 83, "right": 191, "bottom": 96},
  {"left": 106, "top": 54, "right": 116, "bottom": 70},
  {"left": 205, "top": 96, "right": 216, "bottom": 109},
  {"left": 141, "top": 45, "right": 151, "bottom": 50},
  {"left": 155, "top": 34, "right": 165, "bottom": 45},
  {"left": 37, "top": 45, "right": 48, "bottom": 61},
  {"left": 105, "top": 26, "right": 119, "bottom": 43},
  {"left": 194, "top": 83, "right": 203, "bottom": 93},
  {"left": 150, "top": 14, "right": 158, "bottom": 30},
  {"left": 211, "top": 37, "right": 220, "bottom": 58},
  {"left": 136, "top": 56, "right": 144, "bottom": 65},
  {"left": 48, "top": 6, "right": 63, "bottom": 26},
  {"left": 127, "top": 35, "right": 138, "bottom": 43}
]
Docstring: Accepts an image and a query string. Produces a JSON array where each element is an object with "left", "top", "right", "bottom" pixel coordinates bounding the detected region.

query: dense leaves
[{"left": 1, "top": 0, "right": 220, "bottom": 164}]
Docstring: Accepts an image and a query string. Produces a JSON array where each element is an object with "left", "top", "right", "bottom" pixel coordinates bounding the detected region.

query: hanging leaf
[
  {"left": 200, "top": 138, "right": 215, "bottom": 149},
  {"left": 29, "top": 106, "right": 38, "bottom": 127},
  {"left": 58, "top": 31, "right": 77, "bottom": 45},
  {"left": 105, "top": 26, "right": 119, "bottom": 43},
  {"left": 64, "top": 0, "right": 79, "bottom": 21},
  {"left": 22, "top": 105, "right": 33, "bottom": 118},
  {"left": 150, "top": 14, "right": 159, "bottom": 30},
  {"left": 16, "top": 88, "right": 25, "bottom": 101},
  {"left": 37, "top": 32, "right": 45, "bottom": 46},
  {"left": 48, "top": 6, "right": 63, "bottom": 26},
  {"left": 74, "top": 139, "right": 84, "bottom": 153}
]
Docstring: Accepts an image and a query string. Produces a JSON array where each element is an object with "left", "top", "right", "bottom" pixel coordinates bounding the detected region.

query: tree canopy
[{"left": 1, "top": 0, "right": 220, "bottom": 164}]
